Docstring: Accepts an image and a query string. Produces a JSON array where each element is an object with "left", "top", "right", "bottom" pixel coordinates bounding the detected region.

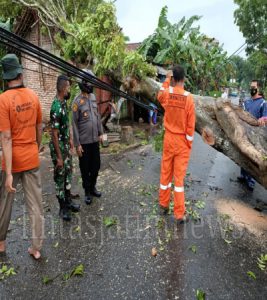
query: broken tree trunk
[{"left": 123, "top": 78, "right": 267, "bottom": 189}]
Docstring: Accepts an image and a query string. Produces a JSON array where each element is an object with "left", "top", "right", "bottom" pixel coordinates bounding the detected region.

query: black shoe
[
  {"left": 84, "top": 194, "right": 92, "bottom": 205},
  {"left": 176, "top": 215, "right": 189, "bottom": 225},
  {"left": 159, "top": 205, "right": 169, "bottom": 215},
  {"left": 237, "top": 176, "right": 245, "bottom": 183},
  {"left": 67, "top": 201, "right": 80, "bottom": 212},
  {"left": 59, "top": 208, "right": 72, "bottom": 221},
  {"left": 90, "top": 188, "right": 101, "bottom": 198},
  {"left": 247, "top": 184, "right": 254, "bottom": 192}
]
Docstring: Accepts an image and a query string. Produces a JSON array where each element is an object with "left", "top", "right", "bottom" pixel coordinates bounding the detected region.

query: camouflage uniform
[{"left": 49, "top": 97, "right": 72, "bottom": 204}]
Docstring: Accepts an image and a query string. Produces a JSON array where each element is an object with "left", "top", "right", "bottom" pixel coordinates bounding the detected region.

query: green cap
[{"left": 1, "top": 54, "right": 23, "bottom": 80}]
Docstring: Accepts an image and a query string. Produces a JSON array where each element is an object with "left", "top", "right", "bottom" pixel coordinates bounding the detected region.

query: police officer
[
  {"left": 72, "top": 70, "right": 103, "bottom": 204},
  {"left": 50, "top": 75, "right": 80, "bottom": 222}
]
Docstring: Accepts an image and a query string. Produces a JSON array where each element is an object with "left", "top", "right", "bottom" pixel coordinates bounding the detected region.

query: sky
[{"left": 114, "top": 0, "right": 246, "bottom": 57}]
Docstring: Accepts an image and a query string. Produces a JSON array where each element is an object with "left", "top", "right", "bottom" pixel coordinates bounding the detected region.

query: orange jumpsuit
[{"left": 158, "top": 78, "right": 195, "bottom": 219}]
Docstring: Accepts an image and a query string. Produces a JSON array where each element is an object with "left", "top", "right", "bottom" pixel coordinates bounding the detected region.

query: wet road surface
[{"left": 0, "top": 134, "right": 266, "bottom": 299}]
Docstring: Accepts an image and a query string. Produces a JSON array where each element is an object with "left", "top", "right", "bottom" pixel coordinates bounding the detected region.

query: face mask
[
  {"left": 83, "top": 84, "right": 93, "bottom": 94},
  {"left": 79, "top": 82, "right": 93, "bottom": 94},
  {"left": 64, "top": 92, "right": 71, "bottom": 100},
  {"left": 250, "top": 87, "right": 257, "bottom": 97}
]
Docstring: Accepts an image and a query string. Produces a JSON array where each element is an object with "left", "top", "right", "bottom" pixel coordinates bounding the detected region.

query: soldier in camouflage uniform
[{"left": 50, "top": 75, "right": 80, "bottom": 221}]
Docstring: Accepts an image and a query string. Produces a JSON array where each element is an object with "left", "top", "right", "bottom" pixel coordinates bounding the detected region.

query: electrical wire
[
  {"left": 0, "top": 27, "right": 160, "bottom": 113},
  {"left": 227, "top": 32, "right": 263, "bottom": 59}
]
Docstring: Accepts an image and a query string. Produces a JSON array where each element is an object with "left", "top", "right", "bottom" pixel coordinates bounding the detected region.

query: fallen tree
[{"left": 123, "top": 78, "right": 267, "bottom": 189}]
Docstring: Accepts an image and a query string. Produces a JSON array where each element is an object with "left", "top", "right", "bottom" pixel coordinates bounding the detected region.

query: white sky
[{"left": 115, "top": 0, "right": 246, "bottom": 57}]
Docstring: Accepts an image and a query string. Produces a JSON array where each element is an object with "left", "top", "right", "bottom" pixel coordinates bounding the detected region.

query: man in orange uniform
[
  {"left": 158, "top": 65, "right": 195, "bottom": 223},
  {"left": 0, "top": 54, "right": 44, "bottom": 259}
]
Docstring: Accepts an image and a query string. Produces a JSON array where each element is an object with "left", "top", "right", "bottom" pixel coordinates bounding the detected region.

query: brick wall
[{"left": 22, "top": 24, "right": 58, "bottom": 123}]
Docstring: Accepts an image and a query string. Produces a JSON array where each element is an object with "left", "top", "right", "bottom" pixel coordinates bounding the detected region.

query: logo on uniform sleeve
[{"left": 73, "top": 103, "right": 78, "bottom": 112}]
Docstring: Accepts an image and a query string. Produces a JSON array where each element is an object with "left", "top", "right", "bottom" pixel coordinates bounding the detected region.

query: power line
[
  {"left": 228, "top": 32, "right": 263, "bottom": 59},
  {"left": 0, "top": 27, "right": 159, "bottom": 113},
  {"left": 228, "top": 42, "right": 247, "bottom": 59}
]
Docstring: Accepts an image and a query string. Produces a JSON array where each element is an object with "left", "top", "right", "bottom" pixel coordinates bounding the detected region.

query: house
[
  {"left": 14, "top": 9, "right": 58, "bottom": 123},
  {"left": 126, "top": 43, "right": 141, "bottom": 51},
  {"left": 12, "top": 9, "right": 128, "bottom": 123}
]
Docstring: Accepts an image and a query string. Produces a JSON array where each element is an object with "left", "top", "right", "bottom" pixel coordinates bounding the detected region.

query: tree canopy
[
  {"left": 234, "top": 0, "right": 267, "bottom": 54},
  {"left": 0, "top": 0, "right": 156, "bottom": 80},
  {"left": 138, "top": 6, "right": 234, "bottom": 94}
]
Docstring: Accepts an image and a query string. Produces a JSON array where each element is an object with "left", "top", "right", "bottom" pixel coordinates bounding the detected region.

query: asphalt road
[{"left": 0, "top": 133, "right": 266, "bottom": 300}]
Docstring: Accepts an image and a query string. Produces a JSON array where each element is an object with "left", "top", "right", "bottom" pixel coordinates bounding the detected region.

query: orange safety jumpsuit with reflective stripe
[{"left": 158, "top": 78, "right": 195, "bottom": 219}]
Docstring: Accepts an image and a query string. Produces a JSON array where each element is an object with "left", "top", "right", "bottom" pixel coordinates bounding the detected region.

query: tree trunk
[{"left": 123, "top": 78, "right": 267, "bottom": 189}]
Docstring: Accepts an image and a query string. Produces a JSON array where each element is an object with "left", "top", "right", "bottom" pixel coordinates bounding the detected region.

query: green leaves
[
  {"left": 139, "top": 6, "right": 231, "bottom": 94},
  {"left": 234, "top": 0, "right": 267, "bottom": 53},
  {"left": 103, "top": 217, "right": 118, "bottom": 227},
  {"left": 195, "top": 200, "right": 206, "bottom": 209},
  {"left": 189, "top": 245, "right": 197, "bottom": 254},
  {"left": 247, "top": 271, "right": 256, "bottom": 280},
  {"left": 63, "top": 264, "right": 84, "bottom": 281},
  {"left": 0, "top": 265, "right": 16, "bottom": 280},
  {"left": 257, "top": 254, "right": 267, "bottom": 271},
  {"left": 157, "top": 5, "right": 170, "bottom": 29},
  {"left": 71, "top": 264, "right": 85, "bottom": 277},
  {"left": 42, "top": 276, "right": 53, "bottom": 285},
  {"left": 196, "top": 289, "right": 206, "bottom": 300},
  {"left": 122, "top": 51, "right": 156, "bottom": 79}
]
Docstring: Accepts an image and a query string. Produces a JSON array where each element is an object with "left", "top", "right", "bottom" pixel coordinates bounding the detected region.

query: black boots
[
  {"left": 58, "top": 190, "right": 81, "bottom": 222},
  {"left": 84, "top": 187, "right": 101, "bottom": 205},
  {"left": 90, "top": 187, "right": 101, "bottom": 198},
  {"left": 67, "top": 201, "right": 81, "bottom": 212},
  {"left": 65, "top": 190, "right": 80, "bottom": 212},
  {"left": 59, "top": 206, "right": 72, "bottom": 222},
  {"left": 84, "top": 193, "right": 92, "bottom": 205},
  {"left": 58, "top": 198, "right": 72, "bottom": 222}
]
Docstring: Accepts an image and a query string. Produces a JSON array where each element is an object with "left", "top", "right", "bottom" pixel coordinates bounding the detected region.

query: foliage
[
  {"left": 0, "top": 0, "right": 155, "bottom": 79},
  {"left": 9, "top": 0, "right": 103, "bottom": 32},
  {"left": 123, "top": 51, "right": 156, "bottom": 80},
  {"left": 234, "top": 0, "right": 267, "bottom": 54},
  {"left": 196, "top": 289, "right": 206, "bottom": 300},
  {"left": 230, "top": 53, "right": 267, "bottom": 93},
  {"left": 189, "top": 245, "right": 197, "bottom": 254},
  {"left": 247, "top": 271, "right": 256, "bottom": 280},
  {"left": 103, "top": 216, "right": 117, "bottom": 227},
  {"left": 0, "top": 265, "right": 16, "bottom": 280},
  {"left": 257, "top": 254, "right": 267, "bottom": 271},
  {"left": 234, "top": 0, "right": 267, "bottom": 95},
  {"left": 0, "top": 19, "right": 11, "bottom": 71},
  {"left": 139, "top": 6, "right": 234, "bottom": 94},
  {"left": 0, "top": 1, "right": 22, "bottom": 20},
  {"left": 63, "top": 264, "right": 84, "bottom": 281},
  {"left": 56, "top": 2, "right": 125, "bottom": 74},
  {"left": 152, "top": 127, "right": 164, "bottom": 152}
]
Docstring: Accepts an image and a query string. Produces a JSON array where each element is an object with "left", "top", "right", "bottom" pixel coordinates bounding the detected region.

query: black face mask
[
  {"left": 64, "top": 92, "right": 71, "bottom": 100},
  {"left": 250, "top": 87, "right": 257, "bottom": 97},
  {"left": 79, "top": 82, "right": 93, "bottom": 94}
]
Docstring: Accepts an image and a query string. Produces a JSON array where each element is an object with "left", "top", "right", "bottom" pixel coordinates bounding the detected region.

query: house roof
[
  {"left": 126, "top": 43, "right": 141, "bottom": 51},
  {"left": 14, "top": 8, "right": 38, "bottom": 38}
]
